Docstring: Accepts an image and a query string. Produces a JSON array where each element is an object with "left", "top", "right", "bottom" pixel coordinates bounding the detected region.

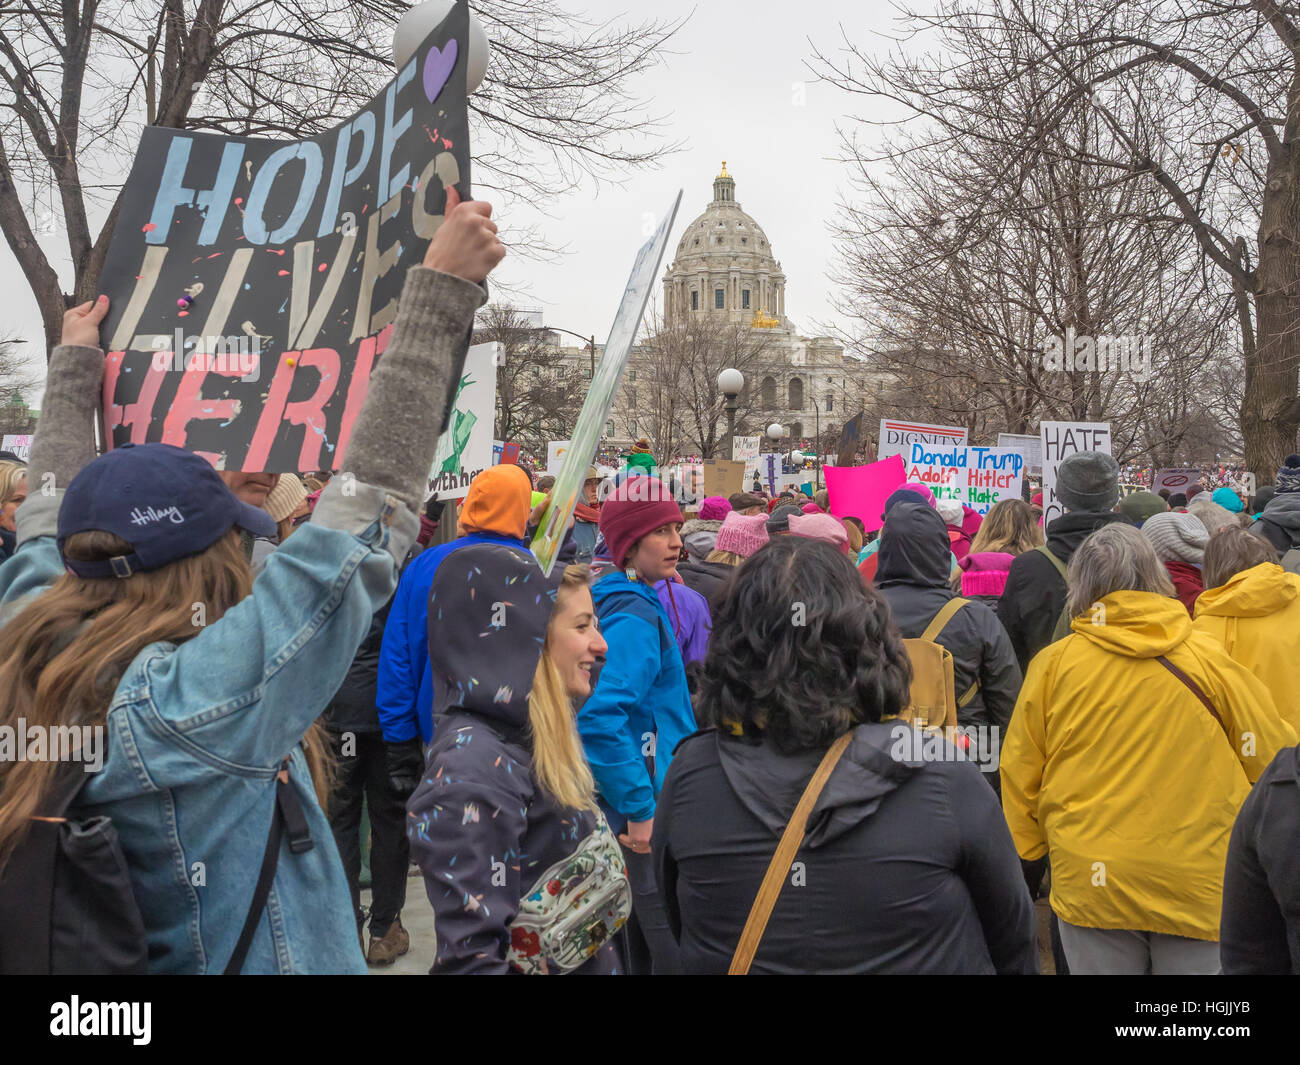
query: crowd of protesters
[{"left": 3, "top": 192, "right": 1300, "bottom": 978}]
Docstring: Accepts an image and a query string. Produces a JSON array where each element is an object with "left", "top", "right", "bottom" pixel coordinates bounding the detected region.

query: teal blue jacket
[{"left": 580, "top": 571, "right": 697, "bottom": 826}]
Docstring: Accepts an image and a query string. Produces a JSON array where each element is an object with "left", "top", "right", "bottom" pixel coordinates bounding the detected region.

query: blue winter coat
[
  {"left": 376, "top": 530, "right": 524, "bottom": 742},
  {"left": 580, "top": 572, "right": 697, "bottom": 828}
]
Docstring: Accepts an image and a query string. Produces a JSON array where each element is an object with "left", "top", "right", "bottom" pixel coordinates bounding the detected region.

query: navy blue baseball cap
[{"left": 58, "top": 443, "right": 277, "bottom": 579}]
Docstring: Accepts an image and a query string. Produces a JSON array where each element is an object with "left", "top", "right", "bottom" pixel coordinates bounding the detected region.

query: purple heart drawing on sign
[{"left": 423, "top": 40, "right": 459, "bottom": 102}]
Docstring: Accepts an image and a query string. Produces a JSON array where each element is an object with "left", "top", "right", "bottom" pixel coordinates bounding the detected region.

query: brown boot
[{"left": 366, "top": 918, "right": 410, "bottom": 966}]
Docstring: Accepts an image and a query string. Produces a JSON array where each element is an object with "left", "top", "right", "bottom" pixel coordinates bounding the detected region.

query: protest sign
[
  {"left": 878, "top": 418, "right": 967, "bottom": 461},
  {"left": 97, "top": 3, "right": 471, "bottom": 473},
  {"left": 838, "top": 412, "right": 865, "bottom": 467},
  {"left": 1152, "top": 467, "right": 1202, "bottom": 494},
  {"left": 824, "top": 456, "right": 907, "bottom": 532},
  {"left": 425, "top": 342, "right": 496, "bottom": 500},
  {"left": 1040, "top": 421, "right": 1112, "bottom": 527},
  {"left": 758, "top": 453, "right": 780, "bottom": 494},
  {"left": 703, "top": 458, "right": 746, "bottom": 498},
  {"left": 530, "top": 191, "right": 683, "bottom": 575},
  {"left": 1, "top": 435, "right": 31, "bottom": 462},
  {"left": 902, "top": 443, "right": 1025, "bottom": 515},
  {"left": 499, "top": 441, "right": 520, "bottom": 465},
  {"left": 732, "top": 435, "right": 761, "bottom": 482},
  {"left": 997, "top": 433, "right": 1042, "bottom": 474},
  {"left": 546, "top": 440, "right": 570, "bottom": 476}
]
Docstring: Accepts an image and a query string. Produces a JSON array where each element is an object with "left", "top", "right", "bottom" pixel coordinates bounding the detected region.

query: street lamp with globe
[
  {"left": 718, "top": 368, "right": 744, "bottom": 460},
  {"left": 767, "top": 421, "right": 787, "bottom": 484},
  {"left": 393, "top": 1, "right": 491, "bottom": 91}
]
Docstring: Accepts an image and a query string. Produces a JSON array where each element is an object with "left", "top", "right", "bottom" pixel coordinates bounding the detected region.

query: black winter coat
[
  {"left": 1254, "top": 493, "right": 1300, "bottom": 555},
  {"left": 653, "top": 724, "right": 1038, "bottom": 974},
  {"left": 876, "top": 503, "right": 1022, "bottom": 742},
  {"left": 323, "top": 596, "right": 394, "bottom": 734},
  {"left": 996, "top": 509, "right": 1128, "bottom": 674},
  {"left": 1221, "top": 744, "right": 1300, "bottom": 974},
  {"left": 406, "top": 543, "right": 621, "bottom": 975},
  {"left": 677, "top": 559, "right": 734, "bottom": 613}
]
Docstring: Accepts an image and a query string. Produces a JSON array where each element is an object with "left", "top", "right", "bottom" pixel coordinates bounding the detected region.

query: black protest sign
[{"left": 98, "top": 2, "right": 470, "bottom": 473}]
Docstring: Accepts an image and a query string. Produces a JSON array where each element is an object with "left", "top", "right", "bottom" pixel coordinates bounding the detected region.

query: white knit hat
[{"left": 1141, "top": 511, "right": 1208, "bottom": 564}]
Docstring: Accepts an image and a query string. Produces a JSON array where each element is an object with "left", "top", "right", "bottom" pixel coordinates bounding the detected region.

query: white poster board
[
  {"left": 1040, "top": 421, "right": 1112, "bottom": 527},
  {"left": 997, "top": 432, "right": 1042, "bottom": 474},
  {"left": 1, "top": 434, "right": 31, "bottom": 462},
  {"left": 732, "top": 435, "right": 761, "bottom": 483},
  {"left": 902, "top": 443, "right": 1025, "bottom": 515},
  {"left": 425, "top": 342, "right": 499, "bottom": 501},
  {"left": 758, "top": 453, "right": 780, "bottom": 494},
  {"left": 546, "top": 440, "right": 571, "bottom": 477},
  {"left": 879, "top": 418, "right": 967, "bottom": 461}
]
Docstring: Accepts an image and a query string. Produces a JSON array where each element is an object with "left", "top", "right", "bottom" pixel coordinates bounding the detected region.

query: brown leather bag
[{"left": 728, "top": 731, "right": 853, "bottom": 975}]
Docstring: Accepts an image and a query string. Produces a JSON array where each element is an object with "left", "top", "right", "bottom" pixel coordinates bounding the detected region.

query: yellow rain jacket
[
  {"left": 1192, "top": 562, "right": 1300, "bottom": 734},
  {"left": 1001, "top": 590, "right": 1297, "bottom": 941}
]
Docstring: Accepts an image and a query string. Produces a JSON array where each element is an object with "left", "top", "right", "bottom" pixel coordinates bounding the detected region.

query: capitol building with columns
[
  {"left": 632, "top": 164, "right": 871, "bottom": 450},
  {"left": 538, "top": 165, "right": 879, "bottom": 455}
]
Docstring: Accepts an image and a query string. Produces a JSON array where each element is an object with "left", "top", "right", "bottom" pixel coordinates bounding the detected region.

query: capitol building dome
[{"left": 662, "top": 163, "right": 789, "bottom": 329}]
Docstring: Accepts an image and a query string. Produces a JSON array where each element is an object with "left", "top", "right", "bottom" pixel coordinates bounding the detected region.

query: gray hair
[{"left": 1066, "top": 523, "right": 1176, "bottom": 618}]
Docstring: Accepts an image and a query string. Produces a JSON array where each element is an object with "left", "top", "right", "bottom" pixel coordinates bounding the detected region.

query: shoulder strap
[
  {"left": 223, "top": 757, "right": 315, "bottom": 975},
  {"left": 921, "top": 597, "right": 969, "bottom": 643},
  {"left": 1155, "top": 656, "right": 1229, "bottom": 739},
  {"left": 1035, "top": 544, "right": 1069, "bottom": 580},
  {"left": 729, "top": 731, "right": 853, "bottom": 975}
]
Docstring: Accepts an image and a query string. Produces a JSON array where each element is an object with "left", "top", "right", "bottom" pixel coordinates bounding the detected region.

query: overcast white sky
[{"left": 1, "top": 1, "right": 905, "bottom": 406}]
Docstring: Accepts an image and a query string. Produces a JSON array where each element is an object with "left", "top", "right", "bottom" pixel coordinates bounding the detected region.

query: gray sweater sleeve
[
  {"left": 337, "top": 266, "right": 486, "bottom": 510},
  {"left": 16, "top": 343, "right": 104, "bottom": 545}
]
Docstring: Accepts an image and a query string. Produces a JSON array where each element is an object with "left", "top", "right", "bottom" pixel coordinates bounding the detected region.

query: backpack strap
[
  {"left": 223, "top": 757, "right": 314, "bottom": 975},
  {"left": 1155, "top": 656, "right": 1230, "bottom": 741},
  {"left": 920, "top": 597, "right": 970, "bottom": 643},
  {"left": 729, "top": 731, "right": 853, "bottom": 975},
  {"left": 1035, "top": 544, "right": 1069, "bottom": 580}
]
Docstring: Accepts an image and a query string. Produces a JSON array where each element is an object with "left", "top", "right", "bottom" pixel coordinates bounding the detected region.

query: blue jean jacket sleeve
[
  {"left": 130, "top": 482, "right": 414, "bottom": 778},
  {"left": 0, "top": 493, "right": 64, "bottom": 622},
  {"left": 577, "top": 609, "right": 661, "bottom": 822},
  {"left": 377, "top": 564, "right": 421, "bottom": 742}
]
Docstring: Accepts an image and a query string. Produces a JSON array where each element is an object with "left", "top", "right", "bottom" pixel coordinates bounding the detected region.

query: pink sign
[{"left": 824, "top": 456, "right": 907, "bottom": 533}]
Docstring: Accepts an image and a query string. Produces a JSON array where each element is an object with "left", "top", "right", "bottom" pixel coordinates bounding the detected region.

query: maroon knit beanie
[{"left": 599, "top": 477, "right": 684, "bottom": 568}]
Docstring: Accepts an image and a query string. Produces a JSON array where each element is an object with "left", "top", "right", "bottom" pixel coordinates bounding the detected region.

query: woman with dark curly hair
[{"left": 652, "top": 537, "right": 1037, "bottom": 974}]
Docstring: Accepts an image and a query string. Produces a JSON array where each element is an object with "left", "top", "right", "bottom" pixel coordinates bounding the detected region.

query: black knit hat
[
  {"left": 766, "top": 503, "right": 804, "bottom": 534},
  {"left": 1277, "top": 454, "right": 1300, "bottom": 494}
]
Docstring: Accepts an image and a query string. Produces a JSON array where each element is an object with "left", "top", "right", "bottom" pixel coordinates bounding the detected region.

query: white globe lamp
[{"left": 393, "top": 1, "right": 490, "bottom": 93}]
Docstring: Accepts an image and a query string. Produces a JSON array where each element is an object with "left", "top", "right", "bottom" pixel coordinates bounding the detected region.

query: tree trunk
[{"left": 1243, "top": 162, "right": 1300, "bottom": 484}]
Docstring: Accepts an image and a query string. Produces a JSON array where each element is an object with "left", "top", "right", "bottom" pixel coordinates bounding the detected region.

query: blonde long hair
[
  {"left": 0, "top": 461, "right": 25, "bottom": 515},
  {"left": 969, "top": 499, "right": 1044, "bottom": 555},
  {"left": 0, "top": 527, "right": 331, "bottom": 868},
  {"left": 528, "top": 565, "right": 598, "bottom": 812}
]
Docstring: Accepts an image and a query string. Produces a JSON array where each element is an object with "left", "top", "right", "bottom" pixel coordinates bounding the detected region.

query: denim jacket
[{"left": 0, "top": 482, "right": 416, "bottom": 974}]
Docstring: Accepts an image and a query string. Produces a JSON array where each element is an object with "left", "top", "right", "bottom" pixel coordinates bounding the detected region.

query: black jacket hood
[
  {"left": 713, "top": 723, "right": 923, "bottom": 849},
  {"left": 876, "top": 501, "right": 951, "bottom": 589},
  {"left": 427, "top": 543, "right": 561, "bottom": 733},
  {"left": 1045, "top": 508, "right": 1129, "bottom": 562},
  {"left": 1256, "top": 493, "right": 1300, "bottom": 552}
]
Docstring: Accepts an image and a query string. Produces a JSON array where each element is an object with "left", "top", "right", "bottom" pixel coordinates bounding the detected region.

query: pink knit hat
[
  {"left": 699, "top": 496, "right": 731, "bottom": 522},
  {"left": 958, "top": 551, "right": 1015, "bottom": 598},
  {"left": 901, "top": 482, "right": 936, "bottom": 508},
  {"left": 800, "top": 502, "right": 823, "bottom": 514},
  {"left": 788, "top": 512, "right": 850, "bottom": 555},
  {"left": 715, "top": 511, "right": 770, "bottom": 558}
]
